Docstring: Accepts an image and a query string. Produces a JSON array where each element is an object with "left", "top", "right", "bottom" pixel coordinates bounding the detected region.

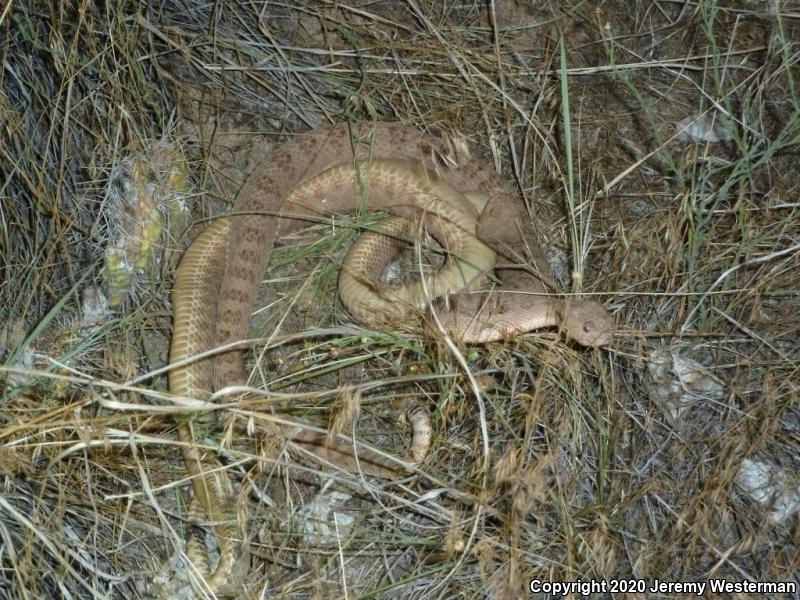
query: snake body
[
  {"left": 168, "top": 122, "right": 614, "bottom": 594},
  {"left": 331, "top": 162, "right": 497, "bottom": 326}
]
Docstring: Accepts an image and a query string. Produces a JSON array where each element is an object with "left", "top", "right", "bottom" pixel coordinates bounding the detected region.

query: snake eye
[{"left": 583, "top": 321, "right": 594, "bottom": 334}]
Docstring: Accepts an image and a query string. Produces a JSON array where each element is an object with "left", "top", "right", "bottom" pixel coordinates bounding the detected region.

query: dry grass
[{"left": 1, "top": 1, "right": 798, "bottom": 598}]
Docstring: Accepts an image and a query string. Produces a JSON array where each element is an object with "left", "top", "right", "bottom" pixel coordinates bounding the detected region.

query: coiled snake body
[{"left": 168, "top": 122, "right": 613, "bottom": 594}]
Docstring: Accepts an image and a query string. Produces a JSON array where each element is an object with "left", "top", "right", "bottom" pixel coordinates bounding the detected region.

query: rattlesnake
[{"left": 168, "top": 122, "right": 614, "bottom": 595}]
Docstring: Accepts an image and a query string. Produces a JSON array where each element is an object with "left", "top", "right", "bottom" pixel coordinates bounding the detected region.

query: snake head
[{"left": 561, "top": 301, "right": 614, "bottom": 348}]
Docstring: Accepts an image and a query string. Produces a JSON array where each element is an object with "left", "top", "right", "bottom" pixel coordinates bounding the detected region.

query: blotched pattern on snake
[{"left": 168, "top": 122, "right": 614, "bottom": 595}]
